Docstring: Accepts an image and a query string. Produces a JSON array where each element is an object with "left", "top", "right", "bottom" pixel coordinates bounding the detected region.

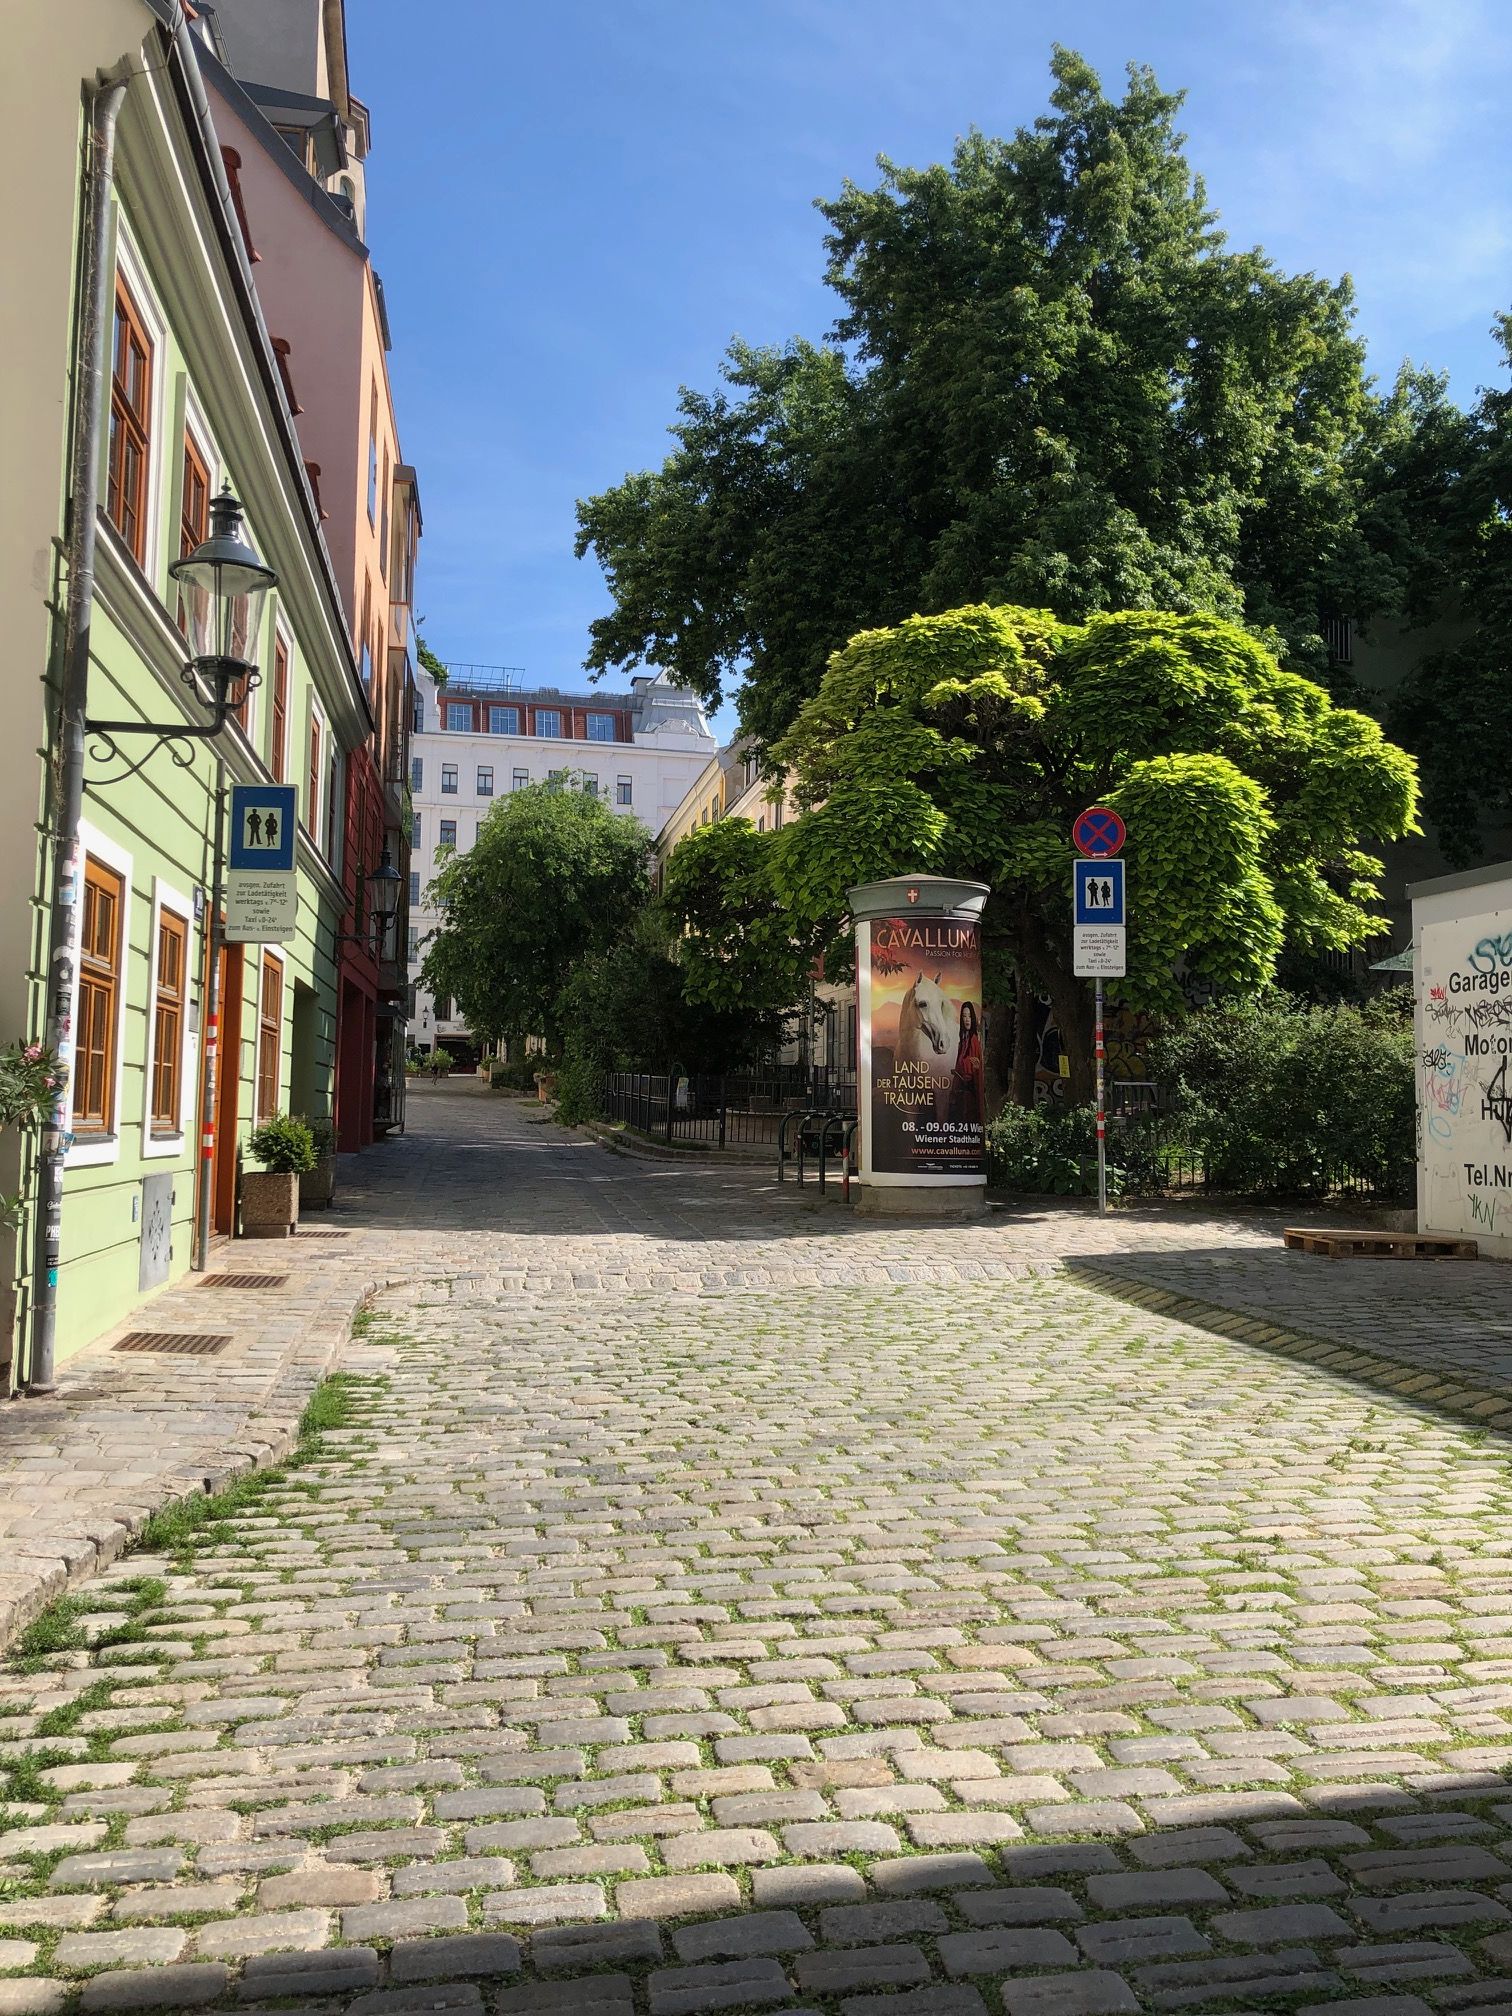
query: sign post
[
  {"left": 226, "top": 782, "right": 298, "bottom": 944},
  {"left": 1072, "top": 811, "right": 1127, "bottom": 1217}
]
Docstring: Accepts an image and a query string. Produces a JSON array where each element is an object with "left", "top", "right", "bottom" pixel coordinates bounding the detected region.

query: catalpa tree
[{"left": 763, "top": 605, "right": 1419, "bottom": 1099}]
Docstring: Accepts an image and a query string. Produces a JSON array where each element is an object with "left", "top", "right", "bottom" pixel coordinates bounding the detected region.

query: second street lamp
[
  {"left": 338, "top": 843, "right": 402, "bottom": 957},
  {"left": 87, "top": 487, "right": 276, "bottom": 775}
]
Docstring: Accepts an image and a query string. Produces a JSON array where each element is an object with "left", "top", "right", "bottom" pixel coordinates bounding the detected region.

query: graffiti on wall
[{"left": 1418, "top": 899, "right": 1512, "bottom": 1242}]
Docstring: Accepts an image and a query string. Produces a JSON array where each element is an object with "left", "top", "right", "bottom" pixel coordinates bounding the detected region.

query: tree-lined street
[{"left": 5, "top": 1085, "right": 1512, "bottom": 2013}]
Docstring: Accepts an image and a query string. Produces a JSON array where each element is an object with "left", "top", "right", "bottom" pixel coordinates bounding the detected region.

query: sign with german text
[{"left": 226, "top": 783, "right": 297, "bottom": 943}]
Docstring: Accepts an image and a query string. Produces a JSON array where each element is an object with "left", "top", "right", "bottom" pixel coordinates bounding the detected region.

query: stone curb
[
  {"left": 0, "top": 1266, "right": 389, "bottom": 1657},
  {"left": 578, "top": 1120, "right": 772, "bottom": 1169},
  {"left": 1076, "top": 1265, "right": 1512, "bottom": 1430}
]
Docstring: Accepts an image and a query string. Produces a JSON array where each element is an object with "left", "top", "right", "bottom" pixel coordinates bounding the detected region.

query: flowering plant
[
  {"left": 0, "top": 1039, "right": 66, "bottom": 1230},
  {"left": 0, "top": 1041, "right": 65, "bottom": 1131}
]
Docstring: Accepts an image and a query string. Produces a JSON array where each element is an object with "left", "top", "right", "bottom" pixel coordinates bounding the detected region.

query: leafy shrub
[
  {"left": 1151, "top": 989, "right": 1414, "bottom": 1197},
  {"left": 296, "top": 1112, "right": 335, "bottom": 1156},
  {"left": 550, "top": 1056, "right": 603, "bottom": 1126},
  {"left": 987, "top": 1102, "right": 1126, "bottom": 1197},
  {"left": 246, "top": 1112, "right": 317, "bottom": 1175},
  {"left": 489, "top": 1058, "right": 539, "bottom": 1092}
]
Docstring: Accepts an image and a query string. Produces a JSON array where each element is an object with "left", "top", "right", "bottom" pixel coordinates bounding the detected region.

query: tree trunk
[
  {"left": 983, "top": 996, "right": 1012, "bottom": 1118},
  {"left": 1010, "top": 966, "right": 1037, "bottom": 1108},
  {"left": 1019, "top": 918, "right": 1094, "bottom": 1104}
]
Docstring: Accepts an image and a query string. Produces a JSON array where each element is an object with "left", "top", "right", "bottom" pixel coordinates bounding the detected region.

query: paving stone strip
[{"left": 3, "top": 1083, "right": 1512, "bottom": 2014}]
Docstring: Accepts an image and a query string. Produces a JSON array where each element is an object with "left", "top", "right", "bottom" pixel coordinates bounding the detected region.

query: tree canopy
[
  {"left": 1385, "top": 320, "right": 1512, "bottom": 866},
  {"left": 420, "top": 780, "right": 651, "bottom": 1051},
  {"left": 762, "top": 603, "right": 1418, "bottom": 1096},
  {"left": 577, "top": 48, "right": 1399, "bottom": 745}
]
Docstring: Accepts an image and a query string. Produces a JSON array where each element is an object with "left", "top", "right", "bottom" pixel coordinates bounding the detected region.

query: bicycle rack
[
  {"left": 817, "top": 1111, "right": 849, "bottom": 1191},
  {"left": 777, "top": 1108, "right": 807, "bottom": 1183}
]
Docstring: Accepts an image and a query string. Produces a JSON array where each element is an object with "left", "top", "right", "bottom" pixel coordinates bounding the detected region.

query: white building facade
[{"left": 406, "top": 666, "right": 716, "bottom": 1056}]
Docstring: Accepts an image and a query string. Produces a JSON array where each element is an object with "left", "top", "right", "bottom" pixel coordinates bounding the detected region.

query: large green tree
[
  {"left": 1385, "top": 320, "right": 1512, "bottom": 865},
  {"left": 420, "top": 781, "right": 650, "bottom": 1053},
  {"left": 660, "top": 817, "right": 816, "bottom": 1038},
  {"left": 578, "top": 48, "right": 1398, "bottom": 745},
  {"left": 765, "top": 604, "right": 1418, "bottom": 1099}
]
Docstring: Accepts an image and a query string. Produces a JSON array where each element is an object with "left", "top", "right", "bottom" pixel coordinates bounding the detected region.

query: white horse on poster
[{"left": 896, "top": 971, "right": 952, "bottom": 1068}]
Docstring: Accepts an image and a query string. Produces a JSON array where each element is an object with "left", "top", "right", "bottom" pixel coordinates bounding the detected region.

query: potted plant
[
  {"left": 296, "top": 1113, "right": 337, "bottom": 1210},
  {"left": 241, "top": 1113, "right": 316, "bottom": 1238}
]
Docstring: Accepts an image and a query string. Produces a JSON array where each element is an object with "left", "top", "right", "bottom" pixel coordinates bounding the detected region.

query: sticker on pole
[{"left": 1073, "top": 805, "right": 1125, "bottom": 858}]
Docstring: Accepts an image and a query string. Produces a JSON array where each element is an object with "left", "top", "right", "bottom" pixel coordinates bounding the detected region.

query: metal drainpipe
[{"left": 26, "top": 74, "right": 128, "bottom": 1395}]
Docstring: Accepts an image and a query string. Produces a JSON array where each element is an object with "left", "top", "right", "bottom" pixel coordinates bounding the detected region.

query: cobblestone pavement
[{"left": 5, "top": 1083, "right": 1512, "bottom": 2015}]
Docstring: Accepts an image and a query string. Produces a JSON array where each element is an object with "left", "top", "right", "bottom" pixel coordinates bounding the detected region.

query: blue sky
[{"left": 354, "top": 0, "right": 1512, "bottom": 739}]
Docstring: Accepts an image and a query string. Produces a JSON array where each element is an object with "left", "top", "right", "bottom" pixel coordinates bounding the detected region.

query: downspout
[{"left": 27, "top": 74, "right": 128, "bottom": 1394}]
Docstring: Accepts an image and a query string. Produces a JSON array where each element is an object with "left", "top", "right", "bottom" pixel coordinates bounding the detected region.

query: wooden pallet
[{"left": 1283, "top": 1227, "right": 1479, "bottom": 1260}]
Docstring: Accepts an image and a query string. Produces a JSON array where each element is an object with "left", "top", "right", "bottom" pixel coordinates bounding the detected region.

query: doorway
[{"left": 212, "top": 942, "right": 244, "bottom": 1236}]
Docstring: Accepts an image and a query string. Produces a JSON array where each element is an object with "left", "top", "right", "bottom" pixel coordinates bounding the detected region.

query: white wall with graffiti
[{"left": 1414, "top": 863, "right": 1512, "bottom": 1255}]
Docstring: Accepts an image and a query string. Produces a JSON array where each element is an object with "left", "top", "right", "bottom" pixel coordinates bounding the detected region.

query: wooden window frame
[
  {"left": 149, "top": 903, "right": 189, "bottom": 1142},
  {"left": 257, "top": 952, "right": 284, "bottom": 1121},
  {"left": 306, "top": 710, "right": 322, "bottom": 839},
  {"left": 107, "top": 278, "right": 153, "bottom": 565},
  {"left": 75, "top": 855, "right": 125, "bottom": 1139},
  {"left": 177, "top": 430, "right": 210, "bottom": 634},
  {"left": 367, "top": 382, "right": 378, "bottom": 524},
  {"left": 270, "top": 631, "right": 289, "bottom": 782}
]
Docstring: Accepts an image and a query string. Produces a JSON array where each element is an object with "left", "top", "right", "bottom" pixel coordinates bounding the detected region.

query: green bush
[
  {"left": 295, "top": 1112, "right": 335, "bottom": 1156},
  {"left": 489, "top": 1058, "right": 539, "bottom": 1092},
  {"left": 246, "top": 1112, "right": 317, "bottom": 1175},
  {"left": 986, "top": 1102, "right": 1126, "bottom": 1197},
  {"left": 1151, "top": 989, "right": 1414, "bottom": 1198},
  {"left": 551, "top": 1056, "right": 604, "bottom": 1126}
]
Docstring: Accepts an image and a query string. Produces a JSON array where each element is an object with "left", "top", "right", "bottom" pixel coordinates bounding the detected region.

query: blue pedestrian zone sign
[
  {"left": 230, "top": 784, "right": 297, "bottom": 872},
  {"left": 1075, "top": 857, "right": 1124, "bottom": 927}
]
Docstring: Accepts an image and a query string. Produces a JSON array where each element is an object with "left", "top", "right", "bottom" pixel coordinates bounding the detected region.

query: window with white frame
[
  {"left": 586, "top": 712, "right": 616, "bottom": 743},
  {"left": 535, "top": 709, "right": 562, "bottom": 739},
  {"left": 444, "top": 702, "right": 472, "bottom": 731},
  {"left": 66, "top": 822, "right": 135, "bottom": 1171},
  {"left": 488, "top": 705, "right": 519, "bottom": 735},
  {"left": 257, "top": 951, "right": 284, "bottom": 1119},
  {"left": 144, "top": 881, "right": 194, "bottom": 1153}
]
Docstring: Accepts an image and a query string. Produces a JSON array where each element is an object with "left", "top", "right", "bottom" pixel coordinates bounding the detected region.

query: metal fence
[{"left": 603, "top": 1069, "right": 856, "bottom": 1149}]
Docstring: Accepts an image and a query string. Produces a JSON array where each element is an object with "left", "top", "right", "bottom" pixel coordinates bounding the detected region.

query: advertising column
[{"left": 849, "top": 876, "right": 990, "bottom": 1216}]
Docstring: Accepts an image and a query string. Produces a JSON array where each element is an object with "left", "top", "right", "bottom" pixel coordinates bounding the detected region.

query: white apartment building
[{"left": 406, "top": 665, "right": 716, "bottom": 1056}]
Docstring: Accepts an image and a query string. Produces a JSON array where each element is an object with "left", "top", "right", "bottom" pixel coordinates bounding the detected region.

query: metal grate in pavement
[
  {"left": 199, "top": 1273, "right": 289, "bottom": 1289},
  {"left": 294, "top": 1229, "right": 350, "bottom": 1239},
  {"left": 113, "top": 1332, "right": 231, "bottom": 1356}
]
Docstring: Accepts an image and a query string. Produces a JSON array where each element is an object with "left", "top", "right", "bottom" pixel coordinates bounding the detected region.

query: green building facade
[{"left": 7, "top": 0, "right": 374, "bottom": 1377}]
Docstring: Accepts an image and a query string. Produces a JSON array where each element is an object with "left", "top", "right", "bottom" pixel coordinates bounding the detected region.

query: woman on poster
[{"left": 948, "top": 1000, "right": 982, "bottom": 1126}]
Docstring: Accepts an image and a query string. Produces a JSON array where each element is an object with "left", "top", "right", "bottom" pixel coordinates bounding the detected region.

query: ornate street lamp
[
  {"left": 337, "top": 842, "right": 402, "bottom": 956},
  {"left": 87, "top": 487, "right": 277, "bottom": 775},
  {"left": 365, "top": 842, "right": 401, "bottom": 956}
]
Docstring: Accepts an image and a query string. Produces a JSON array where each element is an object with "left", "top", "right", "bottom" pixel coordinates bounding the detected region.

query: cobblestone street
[{"left": 6, "top": 1083, "right": 1512, "bottom": 2015}]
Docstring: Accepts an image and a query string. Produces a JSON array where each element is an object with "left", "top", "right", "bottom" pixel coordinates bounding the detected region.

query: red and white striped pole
[{"left": 1095, "top": 976, "right": 1107, "bottom": 1216}]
